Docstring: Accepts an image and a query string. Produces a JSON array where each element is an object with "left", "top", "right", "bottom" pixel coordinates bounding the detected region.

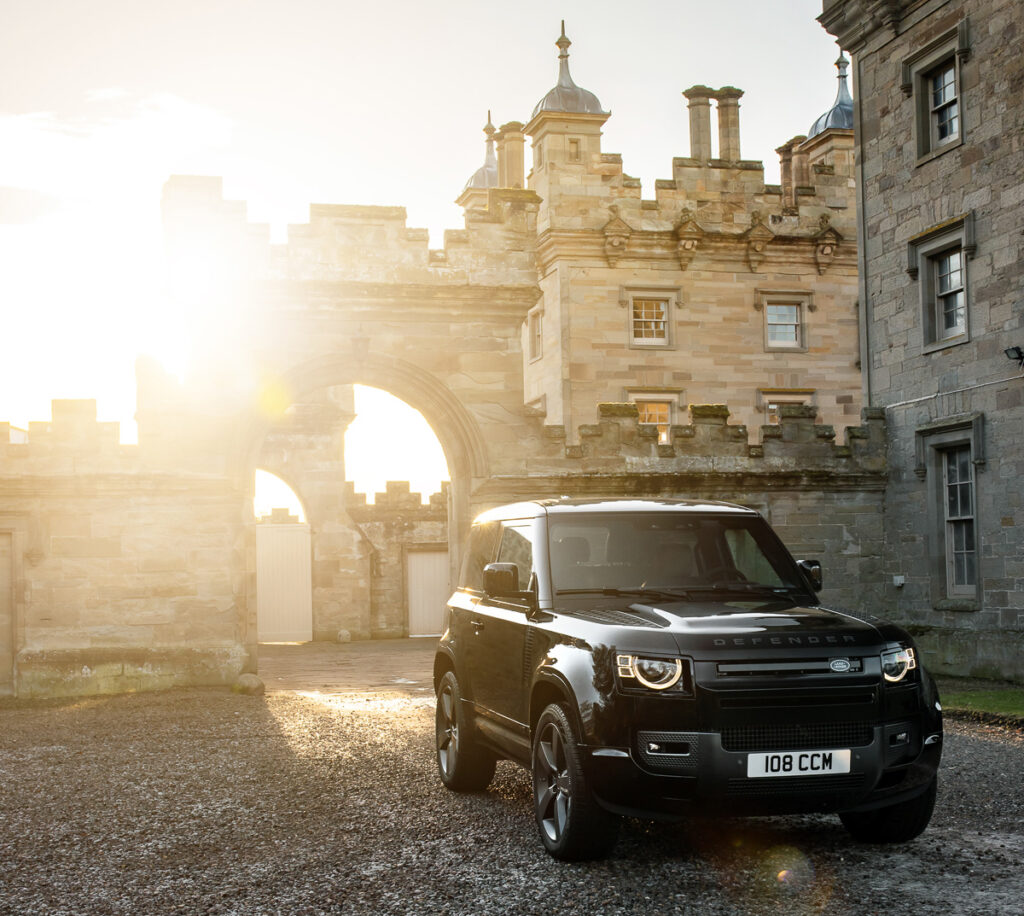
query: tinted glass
[
  {"left": 548, "top": 513, "right": 801, "bottom": 592},
  {"left": 460, "top": 521, "right": 500, "bottom": 591}
]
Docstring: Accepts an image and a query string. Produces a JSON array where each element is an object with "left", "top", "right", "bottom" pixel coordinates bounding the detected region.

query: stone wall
[
  {"left": 345, "top": 482, "right": 449, "bottom": 639},
  {"left": 0, "top": 400, "right": 249, "bottom": 697},
  {"left": 821, "top": 0, "right": 1024, "bottom": 681}
]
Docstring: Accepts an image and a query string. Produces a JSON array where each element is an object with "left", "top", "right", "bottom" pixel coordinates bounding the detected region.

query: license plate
[{"left": 747, "top": 749, "right": 851, "bottom": 778}]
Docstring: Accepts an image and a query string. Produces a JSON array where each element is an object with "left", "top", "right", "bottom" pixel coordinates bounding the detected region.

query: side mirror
[
  {"left": 483, "top": 562, "right": 520, "bottom": 597},
  {"left": 798, "top": 559, "right": 823, "bottom": 592}
]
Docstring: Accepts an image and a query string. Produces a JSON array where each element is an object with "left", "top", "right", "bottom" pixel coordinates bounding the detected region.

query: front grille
[
  {"left": 717, "top": 657, "right": 864, "bottom": 677},
  {"left": 720, "top": 722, "right": 874, "bottom": 753},
  {"left": 718, "top": 691, "right": 876, "bottom": 710},
  {"left": 726, "top": 774, "right": 866, "bottom": 797}
]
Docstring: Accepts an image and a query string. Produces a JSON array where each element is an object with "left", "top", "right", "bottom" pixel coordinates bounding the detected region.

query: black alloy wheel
[
  {"left": 839, "top": 775, "right": 937, "bottom": 843},
  {"left": 435, "top": 670, "right": 496, "bottom": 791},
  {"left": 532, "top": 702, "right": 619, "bottom": 860}
]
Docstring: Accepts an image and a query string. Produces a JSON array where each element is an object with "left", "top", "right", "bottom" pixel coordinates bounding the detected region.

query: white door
[
  {"left": 256, "top": 523, "right": 313, "bottom": 642},
  {"left": 406, "top": 549, "right": 450, "bottom": 637},
  {"left": 1, "top": 533, "right": 13, "bottom": 694}
]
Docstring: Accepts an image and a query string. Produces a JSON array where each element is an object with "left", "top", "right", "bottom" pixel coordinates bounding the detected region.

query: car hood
[{"left": 562, "top": 595, "right": 888, "bottom": 653}]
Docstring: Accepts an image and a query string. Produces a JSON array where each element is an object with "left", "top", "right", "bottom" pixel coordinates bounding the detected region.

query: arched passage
[{"left": 232, "top": 351, "right": 490, "bottom": 664}]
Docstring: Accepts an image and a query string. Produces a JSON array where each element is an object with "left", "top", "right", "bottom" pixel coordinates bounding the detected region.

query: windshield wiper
[
  {"left": 555, "top": 587, "right": 693, "bottom": 599},
  {"left": 685, "top": 582, "right": 805, "bottom": 596}
]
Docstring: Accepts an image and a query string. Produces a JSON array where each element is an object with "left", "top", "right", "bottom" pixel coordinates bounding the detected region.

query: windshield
[{"left": 548, "top": 513, "right": 806, "bottom": 595}]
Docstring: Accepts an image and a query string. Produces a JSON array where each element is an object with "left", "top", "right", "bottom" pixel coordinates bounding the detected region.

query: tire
[
  {"left": 532, "top": 703, "right": 620, "bottom": 861},
  {"left": 839, "top": 775, "right": 937, "bottom": 843},
  {"left": 435, "top": 670, "right": 496, "bottom": 791}
]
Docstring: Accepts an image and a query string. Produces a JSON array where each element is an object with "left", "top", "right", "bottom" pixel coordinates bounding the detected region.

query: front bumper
[{"left": 583, "top": 723, "right": 942, "bottom": 820}]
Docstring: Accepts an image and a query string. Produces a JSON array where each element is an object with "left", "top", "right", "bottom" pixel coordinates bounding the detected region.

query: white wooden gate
[
  {"left": 406, "top": 549, "right": 450, "bottom": 637},
  {"left": 1, "top": 533, "right": 13, "bottom": 694},
  {"left": 256, "top": 522, "right": 313, "bottom": 642}
]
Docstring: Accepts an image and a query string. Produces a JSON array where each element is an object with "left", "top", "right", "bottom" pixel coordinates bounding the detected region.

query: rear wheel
[
  {"left": 839, "top": 775, "right": 937, "bottom": 843},
  {"left": 435, "top": 670, "right": 496, "bottom": 791},
  {"left": 532, "top": 703, "right": 620, "bottom": 860}
]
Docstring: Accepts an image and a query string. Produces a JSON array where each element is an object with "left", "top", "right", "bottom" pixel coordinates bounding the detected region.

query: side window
[
  {"left": 756, "top": 290, "right": 812, "bottom": 352},
  {"left": 621, "top": 286, "right": 681, "bottom": 350},
  {"left": 460, "top": 521, "right": 500, "bottom": 592},
  {"left": 495, "top": 522, "right": 535, "bottom": 590},
  {"left": 914, "top": 413, "right": 984, "bottom": 609},
  {"left": 901, "top": 19, "right": 970, "bottom": 163},
  {"left": 907, "top": 214, "right": 974, "bottom": 351}
]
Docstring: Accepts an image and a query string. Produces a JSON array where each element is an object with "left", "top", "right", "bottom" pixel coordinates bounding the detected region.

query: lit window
[
  {"left": 632, "top": 298, "right": 669, "bottom": 344},
  {"left": 636, "top": 400, "right": 671, "bottom": 444},
  {"left": 943, "top": 445, "right": 976, "bottom": 593}
]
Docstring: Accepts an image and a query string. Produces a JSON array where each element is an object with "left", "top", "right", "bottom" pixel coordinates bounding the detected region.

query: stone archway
[{"left": 232, "top": 351, "right": 491, "bottom": 667}]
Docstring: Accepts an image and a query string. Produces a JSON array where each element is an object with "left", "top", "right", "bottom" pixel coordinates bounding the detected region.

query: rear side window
[{"left": 460, "top": 522, "right": 500, "bottom": 592}]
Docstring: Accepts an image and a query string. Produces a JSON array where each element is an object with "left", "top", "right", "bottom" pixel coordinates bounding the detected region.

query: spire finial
[
  {"left": 484, "top": 110, "right": 496, "bottom": 139},
  {"left": 557, "top": 20, "right": 570, "bottom": 53},
  {"left": 556, "top": 21, "right": 576, "bottom": 88}
]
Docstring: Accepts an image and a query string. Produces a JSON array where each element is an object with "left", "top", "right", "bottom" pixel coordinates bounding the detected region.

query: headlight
[
  {"left": 617, "top": 654, "right": 684, "bottom": 691},
  {"left": 881, "top": 646, "right": 917, "bottom": 683}
]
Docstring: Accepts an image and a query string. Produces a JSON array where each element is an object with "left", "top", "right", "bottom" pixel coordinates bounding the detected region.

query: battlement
[
  {"left": 530, "top": 403, "right": 885, "bottom": 478},
  {"left": 344, "top": 480, "right": 448, "bottom": 521}
]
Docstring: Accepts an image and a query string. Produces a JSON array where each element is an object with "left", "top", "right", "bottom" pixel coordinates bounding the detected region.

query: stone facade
[
  {"left": 821, "top": 0, "right": 1024, "bottom": 680},
  {"left": 0, "top": 28, "right": 887, "bottom": 697}
]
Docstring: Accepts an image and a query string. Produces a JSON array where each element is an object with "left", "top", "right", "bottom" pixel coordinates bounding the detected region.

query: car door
[{"left": 464, "top": 519, "right": 534, "bottom": 731}]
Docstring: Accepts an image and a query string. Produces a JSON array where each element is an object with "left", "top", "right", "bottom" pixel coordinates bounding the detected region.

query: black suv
[{"left": 433, "top": 498, "right": 942, "bottom": 860}]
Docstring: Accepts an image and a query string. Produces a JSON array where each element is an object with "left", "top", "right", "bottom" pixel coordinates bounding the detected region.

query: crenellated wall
[{"left": 0, "top": 400, "right": 250, "bottom": 697}]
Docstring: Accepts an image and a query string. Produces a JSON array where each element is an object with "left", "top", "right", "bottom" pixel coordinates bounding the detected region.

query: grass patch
[{"left": 942, "top": 689, "right": 1024, "bottom": 718}]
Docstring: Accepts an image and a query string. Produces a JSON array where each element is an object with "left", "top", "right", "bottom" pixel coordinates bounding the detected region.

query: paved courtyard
[{"left": 1, "top": 641, "right": 1022, "bottom": 915}]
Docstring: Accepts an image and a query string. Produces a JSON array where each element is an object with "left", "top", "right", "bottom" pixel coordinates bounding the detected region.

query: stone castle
[{"left": 0, "top": 23, "right": 936, "bottom": 697}]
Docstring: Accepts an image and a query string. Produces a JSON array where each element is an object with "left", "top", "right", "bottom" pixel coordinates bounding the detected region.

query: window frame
[
  {"left": 901, "top": 20, "right": 970, "bottom": 164},
  {"left": 906, "top": 214, "right": 975, "bottom": 352},
  {"left": 527, "top": 307, "right": 543, "bottom": 362},
  {"left": 621, "top": 286, "right": 680, "bottom": 350},
  {"left": 626, "top": 388, "right": 683, "bottom": 445},
  {"left": 755, "top": 289, "right": 812, "bottom": 353},
  {"left": 914, "top": 413, "right": 984, "bottom": 610},
  {"left": 758, "top": 388, "right": 816, "bottom": 425}
]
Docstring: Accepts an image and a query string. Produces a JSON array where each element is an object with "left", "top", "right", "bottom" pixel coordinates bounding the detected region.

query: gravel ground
[{"left": 1, "top": 674, "right": 1023, "bottom": 915}]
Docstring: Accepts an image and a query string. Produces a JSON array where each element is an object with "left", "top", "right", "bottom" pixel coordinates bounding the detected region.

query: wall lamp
[{"left": 1005, "top": 346, "right": 1024, "bottom": 368}]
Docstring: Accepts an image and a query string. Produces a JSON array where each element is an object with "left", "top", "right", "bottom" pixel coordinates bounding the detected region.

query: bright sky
[{"left": 0, "top": 0, "right": 842, "bottom": 504}]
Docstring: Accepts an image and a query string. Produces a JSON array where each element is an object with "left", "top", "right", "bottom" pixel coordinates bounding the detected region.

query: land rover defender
[{"left": 433, "top": 498, "right": 942, "bottom": 860}]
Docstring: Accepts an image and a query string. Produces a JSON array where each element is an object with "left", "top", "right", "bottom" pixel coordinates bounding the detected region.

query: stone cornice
[
  {"left": 535, "top": 225, "right": 856, "bottom": 275},
  {"left": 262, "top": 280, "right": 542, "bottom": 315}
]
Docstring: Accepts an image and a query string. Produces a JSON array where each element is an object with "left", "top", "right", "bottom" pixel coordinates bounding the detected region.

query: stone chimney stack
[
  {"left": 715, "top": 87, "right": 743, "bottom": 161},
  {"left": 683, "top": 86, "right": 714, "bottom": 161},
  {"left": 496, "top": 121, "right": 526, "bottom": 188}
]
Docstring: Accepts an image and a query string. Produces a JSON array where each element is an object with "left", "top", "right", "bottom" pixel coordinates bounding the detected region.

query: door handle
[{"left": 470, "top": 619, "right": 486, "bottom": 629}]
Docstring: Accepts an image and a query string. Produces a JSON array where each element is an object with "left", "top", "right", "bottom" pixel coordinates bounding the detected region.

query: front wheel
[
  {"left": 435, "top": 670, "right": 496, "bottom": 791},
  {"left": 532, "top": 703, "right": 620, "bottom": 860},
  {"left": 839, "top": 775, "right": 937, "bottom": 843}
]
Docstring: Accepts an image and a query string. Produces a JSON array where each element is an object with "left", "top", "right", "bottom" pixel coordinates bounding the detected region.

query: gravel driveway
[{"left": 1, "top": 642, "right": 1022, "bottom": 915}]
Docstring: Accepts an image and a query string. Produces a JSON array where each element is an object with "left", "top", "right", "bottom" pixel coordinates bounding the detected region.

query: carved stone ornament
[
  {"left": 814, "top": 218, "right": 843, "bottom": 275},
  {"left": 744, "top": 216, "right": 775, "bottom": 273},
  {"left": 674, "top": 208, "right": 704, "bottom": 271},
  {"left": 602, "top": 206, "right": 633, "bottom": 266}
]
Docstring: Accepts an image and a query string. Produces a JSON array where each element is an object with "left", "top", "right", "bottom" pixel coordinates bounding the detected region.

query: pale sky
[{"left": 0, "top": 0, "right": 842, "bottom": 502}]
